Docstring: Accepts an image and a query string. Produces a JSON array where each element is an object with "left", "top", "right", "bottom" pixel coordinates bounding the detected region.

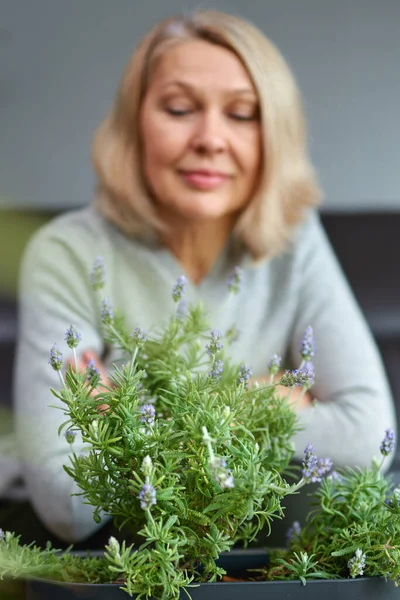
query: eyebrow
[{"left": 162, "top": 81, "right": 257, "bottom": 97}]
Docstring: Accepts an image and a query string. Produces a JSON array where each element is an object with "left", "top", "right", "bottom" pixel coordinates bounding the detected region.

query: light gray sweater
[{"left": 13, "top": 205, "right": 396, "bottom": 542}]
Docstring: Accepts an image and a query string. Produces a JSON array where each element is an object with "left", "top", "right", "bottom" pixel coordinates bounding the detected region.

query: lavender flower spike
[
  {"left": 65, "top": 325, "right": 82, "bottom": 349},
  {"left": 138, "top": 482, "right": 157, "bottom": 510},
  {"left": 90, "top": 256, "right": 106, "bottom": 291},
  {"left": 300, "top": 326, "right": 315, "bottom": 362},
  {"left": 49, "top": 344, "right": 63, "bottom": 371},
  {"left": 140, "top": 404, "right": 156, "bottom": 426},
  {"left": 279, "top": 368, "right": 313, "bottom": 388},
  {"left": 64, "top": 429, "right": 77, "bottom": 444},
  {"left": 100, "top": 299, "right": 114, "bottom": 325},
  {"left": 237, "top": 364, "right": 253, "bottom": 389},
  {"left": 206, "top": 329, "right": 223, "bottom": 356},
  {"left": 87, "top": 358, "right": 101, "bottom": 382},
  {"left": 131, "top": 327, "right": 148, "bottom": 349},
  {"left": 380, "top": 428, "right": 396, "bottom": 456},
  {"left": 301, "top": 443, "right": 332, "bottom": 483},
  {"left": 348, "top": 549, "right": 366, "bottom": 578},
  {"left": 302, "top": 361, "right": 316, "bottom": 386},
  {"left": 285, "top": 521, "right": 301, "bottom": 546},
  {"left": 227, "top": 265, "right": 243, "bottom": 294},
  {"left": 172, "top": 275, "right": 187, "bottom": 303},
  {"left": 267, "top": 354, "right": 282, "bottom": 376},
  {"left": 209, "top": 359, "right": 224, "bottom": 381}
]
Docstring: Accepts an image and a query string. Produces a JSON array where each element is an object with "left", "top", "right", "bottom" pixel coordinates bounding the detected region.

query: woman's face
[{"left": 140, "top": 40, "right": 262, "bottom": 224}]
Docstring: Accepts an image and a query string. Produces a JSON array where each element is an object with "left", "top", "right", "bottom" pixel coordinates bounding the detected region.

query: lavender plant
[
  {"left": 265, "top": 428, "right": 400, "bottom": 585},
  {"left": 42, "top": 263, "right": 317, "bottom": 598},
  {"left": 0, "top": 260, "right": 397, "bottom": 599}
]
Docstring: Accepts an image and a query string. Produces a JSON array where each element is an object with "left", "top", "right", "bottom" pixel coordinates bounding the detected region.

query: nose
[{"left": 190, "top": 109, "right": 228, "bottom": 156}]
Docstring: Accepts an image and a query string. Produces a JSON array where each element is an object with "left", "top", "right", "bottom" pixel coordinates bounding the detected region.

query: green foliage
[
  {"left": 0, "top": 531, "right": 110, "bottom": 584},
  {"left": 51, "top": 297, "right": 302, "bottom": 598},
  {"left": 1, "top": 275, "right": 306, "bottom": 599},
  {"left": 267, "top": 462, "right": 400, "bottom": 585},
  {"left": 2, "top": 264, "right": 398, "bottom": 599}
]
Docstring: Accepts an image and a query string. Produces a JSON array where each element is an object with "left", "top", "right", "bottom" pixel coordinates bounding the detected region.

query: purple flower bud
[
  {"left": 267, "top": 354, "right": 282, "bottom": 376},
  {"left": 279, "top": 368, "right": 313, "bottom": 388},
  {"left": 316, "top": 457, "right": 333, "bottom": 478},
  {"left": 301, "top": 443, "right": 332, "bottom": 483},
  {"left": 87, "top": 358, "right": 101, "bottom": 382},
  {"left": 65, "top": 325, "right": 82, "bottom": 349},
  {"left": 172, "top": 275, "right": 187, "bottom": 303},
  {"left": 285, "top": 521, "right": 301, "bottom": 546},
  {"left": 140, "top": 404, "right": 156, "bottom": 425},
  {"left": 227, "top": 266, "right": 243, "bottom": 294},
  {"left": 0, "top": 529, "right": 5, "bottom": 541},
  {"left": 100, "top": 299, "right": 114, "bottom": 325},
  {"left": 64, "top": 429, "right": 77, "bottom": 444},
  {"left": 209, "top": 359, "right": 224, "bottom": 381},
  {"left": 302, "top": 361, "right": 315, "bottom": 386},
  {"left": 206, "top": 329, "right": 223, "bottom": 356},
  {"left": 90, "top": 256, "right": 106, "bottom": 291},
  {"left": 138, "top": 483, "right": 157, "bottom": 510},
  {"left": 49, "top": 344, "right": 63, "bottom": 371},
  {"left": 380, "top": 428, "right": 396, "bottom": 456},
  {"left": 348, "top": 549, "right": 366, "bottom": 578},
  {"left": 237, "top": 364, "right": 252, "bottom": 389},
  {"left": 131, "top": 327, "right": 148, "bottom": 349},
  {"left": 300, "top": 326, "right": 315, "bottom": 362},
  {"left": 329, "top": 470, "right": 343, "bottom": 482}
]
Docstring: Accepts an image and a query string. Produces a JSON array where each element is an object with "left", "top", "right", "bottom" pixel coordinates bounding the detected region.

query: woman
[{"left": 14, "top": 10, "right": 395, "bottom": 543}]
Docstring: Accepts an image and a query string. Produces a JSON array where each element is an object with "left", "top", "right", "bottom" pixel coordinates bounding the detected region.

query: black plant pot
[{"left": 24, "top": 549, "right": 398, "bottom": 600}]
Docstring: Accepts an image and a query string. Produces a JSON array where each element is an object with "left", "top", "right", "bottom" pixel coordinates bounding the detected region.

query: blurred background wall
[{"left": 1, "top": 0, "right": 400, "bottom": 293}]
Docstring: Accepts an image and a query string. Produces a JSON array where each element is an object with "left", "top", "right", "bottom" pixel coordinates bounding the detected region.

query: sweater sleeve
[
  {"left": 13, "top": 221, "right": 111, "bottom": 542},
  {"left": 290, "top": 212, "right": 396, "bottom": 470}
]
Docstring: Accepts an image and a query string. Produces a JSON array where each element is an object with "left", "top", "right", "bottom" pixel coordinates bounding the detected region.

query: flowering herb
[
  {"left": 140, "top": 404, "right": 156, "bottom": 426},
  {"left": 64, "top": 430, "right": 77, "bottom": 445},
  {"left": 300, "top": 326, "right": 315, "bottom": 362},
  {"left": 206, "top": 329, "right": 223, "bottom": 356},
  {"left": 65, "top": 325, "right": 82, "bottom": 349},
  {"left": 209, "top": 359, "right": 224, "bottom": 381},
  {"left": 301, "top": 444, "right": 332, "bottom": 483},
  {"left": 237, "top": 364, "right": 252, "bottom": 388},
  {"left": 100, "top": 299, "right": 114, "bottom": 325},
  {"left": 131, "top": 327, "right": 148, "bottom": 349},
  {"left": 286, "top": 521, "right": 301, "bottom": 547},
  {"left": 380, "top": 428, "right": 396, "bottom": 456},
  {"left": 138, "top": 482, "right": 157, "bottom": 511},
  {"left": 172, "top": 275, "right": 187, "bottom": 303},
  {"left": 268, "top": 354, "right": 282, "bottom": 376},
  {"left": 348, "top": 549, "right": 366, "bottom": 578},
  {"left": 3, "top": 257, "right": 398, "bottom": 599},
  {"left": 90, "top": 256, "right": 106, "bottom": 291},
  {"left": 86, "top": 358, "right": 101, "bottom": 383},
  {"left": 279, "top": 368, "right": 313, "bottom": 388},
  {"left": 227, "top": 265, "right": 243, "bottom": 294}
]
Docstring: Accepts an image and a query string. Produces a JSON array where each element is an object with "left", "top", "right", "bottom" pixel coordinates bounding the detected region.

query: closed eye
[
  {"left": 229, "top": 113, "right": 258, "bottom": 122},
  {"left": 166, "top": 108, "right": 193, "bottom": 117}
]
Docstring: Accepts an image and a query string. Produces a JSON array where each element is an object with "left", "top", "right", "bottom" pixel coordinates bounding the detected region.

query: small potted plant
[{"left": 0, "top": 259, "right": 399, "bottom": 600}]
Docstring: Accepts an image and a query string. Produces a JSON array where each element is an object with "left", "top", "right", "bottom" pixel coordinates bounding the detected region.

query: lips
[{"left": 179, "top": 169, "right": 231, "bottom": 190}]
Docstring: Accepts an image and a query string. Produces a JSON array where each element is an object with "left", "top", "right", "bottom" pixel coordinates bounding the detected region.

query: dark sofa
[{"left": 0, "top": 210, "right": 399, "bottom": 547}]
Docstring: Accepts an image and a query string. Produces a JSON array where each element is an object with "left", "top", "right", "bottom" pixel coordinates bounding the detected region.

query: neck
[{"left": 159, "top": 214, "right": 237, "bottom": 284}]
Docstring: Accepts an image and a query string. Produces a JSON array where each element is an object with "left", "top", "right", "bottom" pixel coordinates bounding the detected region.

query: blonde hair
[{"left": 92, "top": 10, "right": 321, "bottom": 260}]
